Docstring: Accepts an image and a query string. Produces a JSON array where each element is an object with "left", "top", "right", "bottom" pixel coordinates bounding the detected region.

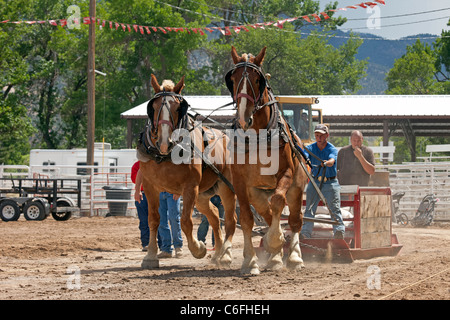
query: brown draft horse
[
  {"left": 226, "top": 46, "right": 308, "bottom": 274},
  {"left": 137, "top": 74, "right": 236, "bottom": 269}
]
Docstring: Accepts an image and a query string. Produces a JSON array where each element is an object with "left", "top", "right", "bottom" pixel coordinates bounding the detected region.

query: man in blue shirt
[{"left": 300, "top": 124, "right": 345, "bottom": 239}]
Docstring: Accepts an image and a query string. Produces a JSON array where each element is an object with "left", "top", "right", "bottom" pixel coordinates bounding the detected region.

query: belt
[{"left": 316, "top": 176, "right": 336, "bottom": 182}]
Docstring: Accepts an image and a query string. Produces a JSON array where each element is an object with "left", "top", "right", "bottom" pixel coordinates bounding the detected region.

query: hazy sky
[{"left": 319, "top": 0, "right": 450, "bottom": 39}]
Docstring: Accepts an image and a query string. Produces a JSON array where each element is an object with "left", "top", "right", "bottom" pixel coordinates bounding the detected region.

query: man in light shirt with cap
[{"left": 300, "top": 124, "right": 345, "bottom": 239}]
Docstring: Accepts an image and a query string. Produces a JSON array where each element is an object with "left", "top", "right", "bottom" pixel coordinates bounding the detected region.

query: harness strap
[
  {"left": 237, "top": 92, "right": 260, "bottom": 104},
  {"left": 157, "top": 119, "right": 174, "bottom": 130}
]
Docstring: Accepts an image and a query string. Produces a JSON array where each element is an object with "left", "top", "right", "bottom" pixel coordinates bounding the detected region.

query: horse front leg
[
  {"left": 263, "top": 173, "right": 294, "bottom": 270},
  {"left": 141, "top": 193, "right": 161, "bottom": 269},
  {"left": 181, "top": 187, "right": 206, "bottom": 259},
  {"left": 285, "top": 184, "right": 305, "bottom": 270},
  {"left": 249, "top": 188, "right": 283, "bottom": 271}
]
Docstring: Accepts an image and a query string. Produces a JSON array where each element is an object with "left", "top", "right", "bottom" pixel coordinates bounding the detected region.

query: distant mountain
[{"left": 327, "top": 31, "right": 437, "bottom": 94}]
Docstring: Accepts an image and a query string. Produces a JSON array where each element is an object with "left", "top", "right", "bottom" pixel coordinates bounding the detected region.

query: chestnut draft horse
[
  {"left": 137, "top": 74, "right": 236, "bottom": 269},
  {"left": 226, "top": 46, "right": 308, "bottom": 274}
]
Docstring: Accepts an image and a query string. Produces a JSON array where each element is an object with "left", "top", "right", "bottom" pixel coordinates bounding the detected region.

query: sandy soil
[{"left": 0, "top": 215, "right": 449, "bottom": 303}]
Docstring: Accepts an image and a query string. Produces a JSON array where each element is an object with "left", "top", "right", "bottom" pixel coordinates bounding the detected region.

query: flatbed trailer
[{"left": 0, "top": 178, "right": 82, "bottom": 221}]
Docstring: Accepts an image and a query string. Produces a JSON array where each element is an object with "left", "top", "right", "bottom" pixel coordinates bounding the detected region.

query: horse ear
[
  {"left": 231, "top": 46, "right": 240, "bottom": 64},
  {"left": 151, "top": 74, "right": 161, "bottom": 94},
  {"left": 174, "top": 75, "right": 185, "bottom": 94},
  {"left": 253, "top": 47, "right": 267, "bottom": 66}
]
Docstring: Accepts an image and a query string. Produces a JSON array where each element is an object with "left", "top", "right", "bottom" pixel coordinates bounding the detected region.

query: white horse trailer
[{"left": 29, "top": 144, "right": 137, "bottom": 177}]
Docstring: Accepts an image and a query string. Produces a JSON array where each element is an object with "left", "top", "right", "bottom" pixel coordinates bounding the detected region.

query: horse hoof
[
  {"left": 141, "top": 258, "right": 159, "bottom": 269},
  {"left": 286, "top": 252, "right": 304, "bottom": 270},
  {"left": 286, "top": 261, "right": 305, "bottom": 271},
  {"left": 241, "top": 258, "right": 260, "bottom": 275},
  {"left": 191, "top": 241, "right": 207, "bottom": 259},
  {"left": 216, "top": 242, "right": 232, "bottom": 268},
  {"left": 241, "top": 266, "right": 260, "bottom": 275},
  {"left": 286, "top": 259, "right": 305, "bottom": 271},
  {"left": 265, "top": 260, "right": 284, "bottom": 271},
  {"left": 265, "top": 252, "right": 284, "bottom": 271}
]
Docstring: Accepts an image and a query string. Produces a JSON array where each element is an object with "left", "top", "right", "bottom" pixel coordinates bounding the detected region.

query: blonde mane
[{"left": 160, "top": 80, "right": 175, "bottom": 91}]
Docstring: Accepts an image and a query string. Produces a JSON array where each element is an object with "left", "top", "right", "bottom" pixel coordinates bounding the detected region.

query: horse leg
[
  {"left": 181, "top": 187, "right": 206, "bottom": 259},
  {"left": 141, "top": 192, "right": 161, "bottom": 269},
  {"left": 196, "top": 195, "right": 225, "bottom": 267},
  {"left": 215, "top": 181, "right": 237, "bottom": 268},
  {"left": 285, "top": 184, "right": 305, "bottom": 270},
  {"left": 264, "top": 173, "right": 294, "bottom": 270},
  {"left": 233, "top": 183, "right": 259, "bottom": 274},
  {"left": 249, "top": 188, "right": 283, "bottom": 271}
]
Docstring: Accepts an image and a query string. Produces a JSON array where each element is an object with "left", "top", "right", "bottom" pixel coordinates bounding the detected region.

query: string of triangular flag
[{"left": 1, "top": 1, "right": 385, "bottom": 36}]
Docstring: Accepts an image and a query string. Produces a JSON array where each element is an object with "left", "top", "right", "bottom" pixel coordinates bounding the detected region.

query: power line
[
  {"left": 345, "top": 6, "right": 450, "bottom": 21},
  {"left": 184, "top": 0, "right": 262, "bottom": 19},
  {"left": 340, "top": 15, "right": 450, "bottom": 31}
]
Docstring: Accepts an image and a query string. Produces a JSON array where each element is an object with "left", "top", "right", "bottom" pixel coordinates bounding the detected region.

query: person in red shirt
[
  {"left": 132, "top": 161, "right": 183, "bottom": 258},
  {"left": 131, "top": 161, "right": 149, "bottom": 251}
]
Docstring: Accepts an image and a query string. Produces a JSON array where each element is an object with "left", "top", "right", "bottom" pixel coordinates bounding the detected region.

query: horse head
[
  {"left": 147, "top": 74, "right": 187, "bottom": 155},
  {"left": 226, "top": 46, "right": 267, "bottom": 131}
]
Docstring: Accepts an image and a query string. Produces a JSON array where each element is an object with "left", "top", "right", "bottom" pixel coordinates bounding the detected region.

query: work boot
[
  {"left": 157, "top": 251, "right": 172, "bottom": 258},
  {"left": 175, "top": 247, "right": 183, "bottom": 258}
]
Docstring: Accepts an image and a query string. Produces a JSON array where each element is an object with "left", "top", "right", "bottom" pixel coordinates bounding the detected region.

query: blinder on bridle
[
  {"left": 225, "top": 61, "right": 267, "bottom": 106},
  {"left": 146, "top": 91, "right": 189, "bottom": 134}
]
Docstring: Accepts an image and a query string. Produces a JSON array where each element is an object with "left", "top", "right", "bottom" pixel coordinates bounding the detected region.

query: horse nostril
[{"left": 248, "top": 117, "right": 253, "bottom": 127}]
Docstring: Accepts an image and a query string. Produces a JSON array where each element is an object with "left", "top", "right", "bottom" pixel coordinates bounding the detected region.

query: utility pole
[{"left": 87, "top": 0, "right": 96, "bottom": 168}]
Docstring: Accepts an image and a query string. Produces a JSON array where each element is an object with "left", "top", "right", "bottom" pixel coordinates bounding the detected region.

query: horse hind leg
[
  {"left": 196, "top": 195, "right": 227, "bottom": 267},
  {"left": 181, "top": 188, "right": 206, "bottom": 259}
]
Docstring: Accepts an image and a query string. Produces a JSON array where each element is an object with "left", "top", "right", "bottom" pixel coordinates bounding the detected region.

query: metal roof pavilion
[{"left": 314, "top": 95, "right": 450, "bottom": 138}]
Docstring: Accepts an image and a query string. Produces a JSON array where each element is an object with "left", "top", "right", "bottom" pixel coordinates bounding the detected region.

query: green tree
[
  {"left": 384, "top": 24, "right": 450, "bottom": 163},
  {"left": 0, "top": 0, "right": 36, "bottom": 164},
  {"left": 385, "top": 39, "right": 444, "bottom": 95},
  {"left": 433, "top": 19, "right": 450, "bottom": 93}
]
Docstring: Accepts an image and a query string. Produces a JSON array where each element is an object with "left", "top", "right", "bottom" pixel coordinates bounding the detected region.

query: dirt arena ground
[{"left": 0, "top": 215, "right": 448, "bottom": 303}]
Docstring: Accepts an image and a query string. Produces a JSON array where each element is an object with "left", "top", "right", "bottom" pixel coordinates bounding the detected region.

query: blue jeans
[
  {"left": 197, "top": 196, "right": 225, "bottom": 246},
  {"left": 301, "top": 179, "right": 345, "bottom": 238},
  {"left": 158, "top": 192, "right": 183, "bottom": 253},
  {"left": 135, "top": 192, "right": 149, "bottom": 248}
]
